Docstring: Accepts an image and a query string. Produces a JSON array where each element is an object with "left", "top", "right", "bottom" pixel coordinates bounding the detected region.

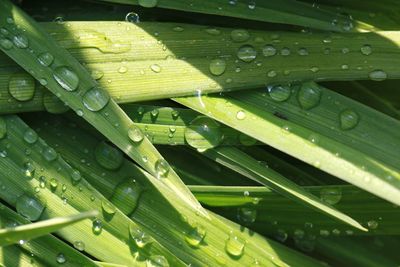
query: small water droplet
[
  {"left": 184, "top": 116, "right": 223, "bottom": 150},
  {"left": 209, "top": 59, "right": 226, "bottom": 76},
  {"left": 8, "top": 74, "right": 36, "bottom": 101},
  {"left": 13, "top": 34, "right": 29, "bottom": 49},
  {"left": 237, "top": 45, "right": 257, "bottom": 62},
  {"left": 280, "top": 47, "right": 291, "bottom": 56},
  {"left": 111, "top": 180, "right": 142, "bottom": 215},
  {"left": 367, "top": 220, "right": 378, "bottom": 229},
  {"left": 130, "top": 224, "right": 152, "bottom": 248},
  {"left": 56, "top": 253, "right": 66, "bottom": 264},
  {"left": 230, "top": 29, "right": 250, "bottom": 42},
  {"left": 73, "top": 241, "right": 85, "bottom": 251},
  {"left": 274, "top": 229, "right": 288, "bottom": 242},
  {"left": 360, "top": 45, "right": 372, "bottom": 55},
  {"left": 237, "top": 207, "right": 257, "bottom": 224},
  {"left": 92, "top": 218, "right": 103, "bottom": 235},
  {"left": 50, "top": 178, "right": 58, "bottom": 189},
  {"left": 128, "top": 125, "right": 144, "bottom": 143},
  {"left": 24, "top": 162, "right": 35, "bottom": 178},
  {"left": 267, "top": 84, "right": 291, "bottom": 102},
  {"left": 94, "top": 141, "right": 124, "bottom": 170},
  {"left": 125, "top": 12, "right": 140, "bottom": 23},
  {"left": 146, "top": 255, "right": 169, "bottom": 267},
  {"left": 225, "top": 234, "right": 245, "bottom": 257},
  {"left": 369, "top": 70, "right": 387, "bottom": 81},
  {"left": 82, "top": 87, "right": 110, "bottom": 112},
  {"left": 297, "top": 48, "right": 309, "bottom": 56},
  {"left": 43, "top": 147, "right": 58, "bottom": 161},
  {"left": 16, "top": 194, "right": 45, "bottom": 221},
  {"left": 297, "top": 83, "right": 321, "bottom": 110},
  {"left": 150, "top": 64, "right": 162, "bottom": 73},
  {"left": 185, "top": 226, "right": 206, "bottom": 247},
  {"left": 262, "top": 45, "right": 276, "bottom": 57},
  {"left": 339, "top": 109, "right": 359, "bottom": 130},
  {"left": 0, "top": 38, "right": 13, "bottom": 50},
  {"left": 118, "top": 66, "right": 128, "bottom": 73},
  {"left": 155, "top": 159, "right": 170, "bottom": 178},
  {"left": 24, "top": 129, "right": 38, "bottom": 144},
  {"left": 53, "top": 66, "right": 79, "bottom": 91},
  {"left": 236, "top": 110, "right": 246, "bottom": 120},
  {"left": 101, "top": 200, "right": 116, "bottom": 216},
  {"left": 320, "top": 187, "right": 342, "bottom": 205},
  {"left": 38, "top": 52, "right": 54, "bottom": 67},
  {"left": 138, "top": 0, "right": 158, "bottom": 8},
  {"left": 71, "top": 170, "right": 81, "bottom": 183}
]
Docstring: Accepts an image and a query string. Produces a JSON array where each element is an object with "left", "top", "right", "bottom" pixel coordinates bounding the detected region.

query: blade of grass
[
  {"left": 174, "top": 82, "right": 400, "bottom": 206},
  {"left": 0, "top": 0, "right": 206, "bottom": 218},
  {"left": 0, "top": 210, "right": 98, "bottom": 246}
]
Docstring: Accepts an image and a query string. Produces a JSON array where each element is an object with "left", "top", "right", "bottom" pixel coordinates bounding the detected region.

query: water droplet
[
  {"left": 43, "top": 147, "right": 58, "bottom": 161},
  {"left": 360, "top": 45, "right": 372, "bottom": 55},
  {"left": 173, "top": 26, "right": 184, "bottom": 32},
  {"left": 238, "top": 134, "right": 257, "bottom": 146},
  {"left": 320, "top": 187, "right": 342, "bottom": 205},
  {"left": 146, "top": 255, "right": 169, "bottom": 267},
  {"left": 53, "top": 67, "right": 79, "bottom": 91},
  {"left": 101, "top": 200, "right": 116, "bottom": 216},
  {"left": 274, "top": 229, "right": 288, "bottom": 242},
  {"left": 82, "top": 87, "right": 110, "bottom": 112},
  {"left": 24, "top": 162, "right": 35, "bottom": 178},
  {"left": 209, "top": 59, "right": 226, "bottom": 76},
  {"left": 50, "top": 178, "right": 58, "bottom": 189},
  {"left": 248, "top": 1, "right": 256, "bottom": 9},
  {"left": 16, "top": 194, "right": 45, "bottom": 221},
  {"left": 111, "top": 180, "right": 142, "bottom": 215},
  {"left": 237, "top": 207, "right": 257, "bottom": 224},
  {"left": 369, "top": 70, "right": 387, "bottom": 81},
  {"left": 71, "top": 170, "right": 81, "bottom": 183},
  {"left": 297, "top": 48, "right": 309, "bottom": 56},
  {"left": 339, "top": 109, "right": 359, "bottom": 130},
  {"left": 297, "top": 83, "right": 321, "bottom": 110},
  {"left": 237, "top": 45, "right": 257, "bottom": 62},
  {"left": 230, "top": 29, "right": 250, "bottom": 42},
  {"left": 128, "top": 125, "right": 144, "bottom": 143},
  {"left": 118, "top": 66, "right": 128, "bottom": 73},
  {"left": 91, "top": 70, "right": 104, "bottom": 80},
  {"left": 138, "top": 0, "right": 158, "bottom": 8},
  {"left": 280, "top": 47, "right": 291, "bottom": 56},
  {"left": 367, "top": 220, "right": 378, "bottom": 229},
  {"left": 0, "top": 38, "right": 13, "bottom": 50},
  {"left": 73, "top": 241, "right": 85, "bottom": 251},
  {"left": 56, "top": 253, "right": 66, "bottom": 264},
  {"left": 155, "top": 159, "right": 170, "bottom": 178},
  {"left": 267, "top": 70, "right": 277, "bottom": 78},
  {"left": 185, "top": 226, "right": 206, "bottom": 247},
  {"left": 205, "top": 28, "right": 221, "bottom": 35},
  {"left": 23, "top": 129, "right": 38, "bottom": 144},
  {"left": 184, "top": 116, "right": 223, "bottom": 150},
  {"left": 125, "top": 12, "right": 140, "bottom": 23},
  {"left": 38, "top": 52, "right": 54, "bottom": 67},
  {"left": 8, "top": 74, "right": 35, "bottom": 101},
  {"left": 13, "top": 34, "right": 29, "bottom": 49},
  {"left": 94, "top": 141, "right": 124, "bottom": 170},
  {"left": 225, "top": 234, "right": 245, "bottom": 257},
  {"left": 92, "top": 218, "right": 103, "bottom": 235},
  {"left": 236, "top": 110, "right": 246, "bottom": 120},
  {"left": 150, "top": 64, "right": 161, "bottom": 73},
  {"left": 267, "top": 84, "right": 291, "bottom": 102},
  {"left": 262, "top": 45, "right": 276, "bottom": 57}
]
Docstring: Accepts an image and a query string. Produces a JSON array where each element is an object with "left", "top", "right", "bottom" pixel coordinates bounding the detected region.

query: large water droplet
[
  {"left": 13, "top": 34, "right": 29, "bottom": 49},
  {"left": 53, "top": 67, "right": 79, "bottom": 91},
  {"left": 297, "top": 83, "right": 322, "bottom": 110},
  {"left": 8, "top": 74, "right": 36, "bottom": 101},
  {"left": 129, "top": 224, "right": 152, "bottom": 248},
  {"left": 209, "top": 59, "right": 226, "bottom": 76},
  {"left": 82, "top": 87, "right": 110, "bottom": 112},
  {"left": 339, "top": 109, "right": 359, "bottom": 130},
  {"left": 184, "top": 116, "right": 223, "bottom": 150},
  {"left": 101, "top": 200, "right": 116, "bottom": 216},
  {"left": 94, "top": 141, "right": 124, "bottom": 170},
  {"left": 237, "top": 45, "right": 257, "bottom": 62},
  {"left": 185, "top": 226, "right": 206, "bottom": 247},
  {"left": 38, "top": 52, "right": 54, "bottom": 67},
  {"left": 111, "top": 180, "right": 142, "bottom": 215},
  {"left": 320, "top": 187, "right": 342, "bottom": 205},
  {"left": 16, "top": 194, "right": 45, "bottom": 221},
  {"left": 230, "top": 29, "right": 250, "bottom": 42},
  {"left": 146, "top": 255, "right": 169, "bottom": 267},
  {"left": 225, "top": 234, "right": 245, "bottom": 257},
  {"left": 138, "top": 0, "right": 158, "bottom": 8},
  {"left": 267, "top": 84, "right": 291, "bottom": 102},
  {"left": 369, "top": 70, "right": 387, "bottom": 81},
  {"left": 128, "top": 125, "right": 144, "bottom": 143},
  {"left": 155, "top": 159, "right": 170, "bottom": 178},
  {"left": 237, "top": 207, "right": 257, "bottom": 224}
]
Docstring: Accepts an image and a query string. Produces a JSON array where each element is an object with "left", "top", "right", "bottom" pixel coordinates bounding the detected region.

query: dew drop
[
  {"left": 369, "top": 70, "right": 387, "bottom": 81},
  {"left": 82, "top": 87, "right": 110, "bottom": 112},
  {"left": 125, "top": 12, "right": 140, "bottom": 23},
  {"left": 24, "top": 162, "right": 35, "bottom": 178},
  {"left": 128, "top": 125, "right": 144, "bottom": 143},
  {"left": 8, "top": 74, "right": 36, "bottom": 101},
  {"left": 118, "top": 66, "right": 128, "bottom": 73},
  {"left": 56, "top": 253, "right": 66, "bottom": 264},
  {"left": 73, "top": 241, "right": 85, "bottom": 251},
  {"left": 129, "top": 224, "right": 152, "bottom": 248},
  {"left": 71, "top": 170, "right": 81, "bottom": 183},
  {"left": 50, "top": 178, "right": 58, "bottom": 189},
  {"left": 238, "top": 134, "right": 257, "bottom": 146},
  {"left": 237, "top": 45, "right": 257, "bottom": 62},
  {"left": 205, "top": 28, "right": 221, "bottom": 35},
  {"left": 43, "top": 147, "right": 58, "bottom": 161},
  {"left": 297, "top": 83, "right": 322, "bottom": 110},
  {"left": 94, "top": 141, "right": 124, "bottom": 170},
  {"left": 225, "top": 234, "right": 245, "bottom": 257},
  {"left": 23, "top": 129, "right": 38, "bottom": 144},
  {"left": 101, "top": 200, "right": 116, "bottom": 216},
  {"left": 38, "top": 52, "right": 54, "bottom": 67},
  {"left": 92, "top": 218, "right": 103, "bottom": 235},
  {"left": 16, "top": 194, "right": 45, "bottom": 221},
  {"left": 360, "top": 45, "right": 372, "bottom": 55},
  {"left": 146, "top": 255, "right": 169, "bottom": 267},
  {"left": 230, "top": 29, "right": 250, "bottom": 42},
  {"left": 155, "top": 159, "right": 170, "bottom": 178},
  {"left": 53, "top": 67, "right": 79, "bottom": 91},
  {"left": 185, "top": 226, "right": 206, "bottom": 247},
  {"left": 367, "top": 220, "right": 378, "bottom": 229},
  {"left": 13, "top": 34, "right": 29, "bottom": 49},
  {"left": 267, "top": 84, "right": 291, "bottom": 102},
  {"left": 138, "top": 0, "right": 158, "bottom": 8},
  {"left": 297, "top": 48, "right": 309, "bottom": 56},
  {"left": 320, "top": 187, "right": 342, "bottom": 205},
  {"left": 262, "top": 45, "right": 276, "bottom": 57},
  {"left": 111, "top": 180, "right": 142, "bottom": 215},
  {"left": 0, "top": 38, "right": 13, "bottom": 50},
  {"left": 150, "top": 64, "right": 162, "bottom": 73},
  {"left": 184, "top": 116, "right": 223, "bottom": 150},
  {"left": 237, "top": 207, "right": 257, "bottom": 224},
  {"left": 280, "top": 47, "right": 291, "bottom": 56},
  {"left": 339, "top": 109, "right": 359, "bottom": 130},
  {"left": 236, "top": 110, "right": 246, "bottom": 120},
  {"left": 209, "top": 59, "right": 226, "bottom": 76}
]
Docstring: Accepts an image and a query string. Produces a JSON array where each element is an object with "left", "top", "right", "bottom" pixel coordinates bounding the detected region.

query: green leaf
[
  {"left": 0, "top": 210, "right": 98, "bottom": 247},
  {"left": 0, "top": 1, "right": 206, "bottom": 218}
]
